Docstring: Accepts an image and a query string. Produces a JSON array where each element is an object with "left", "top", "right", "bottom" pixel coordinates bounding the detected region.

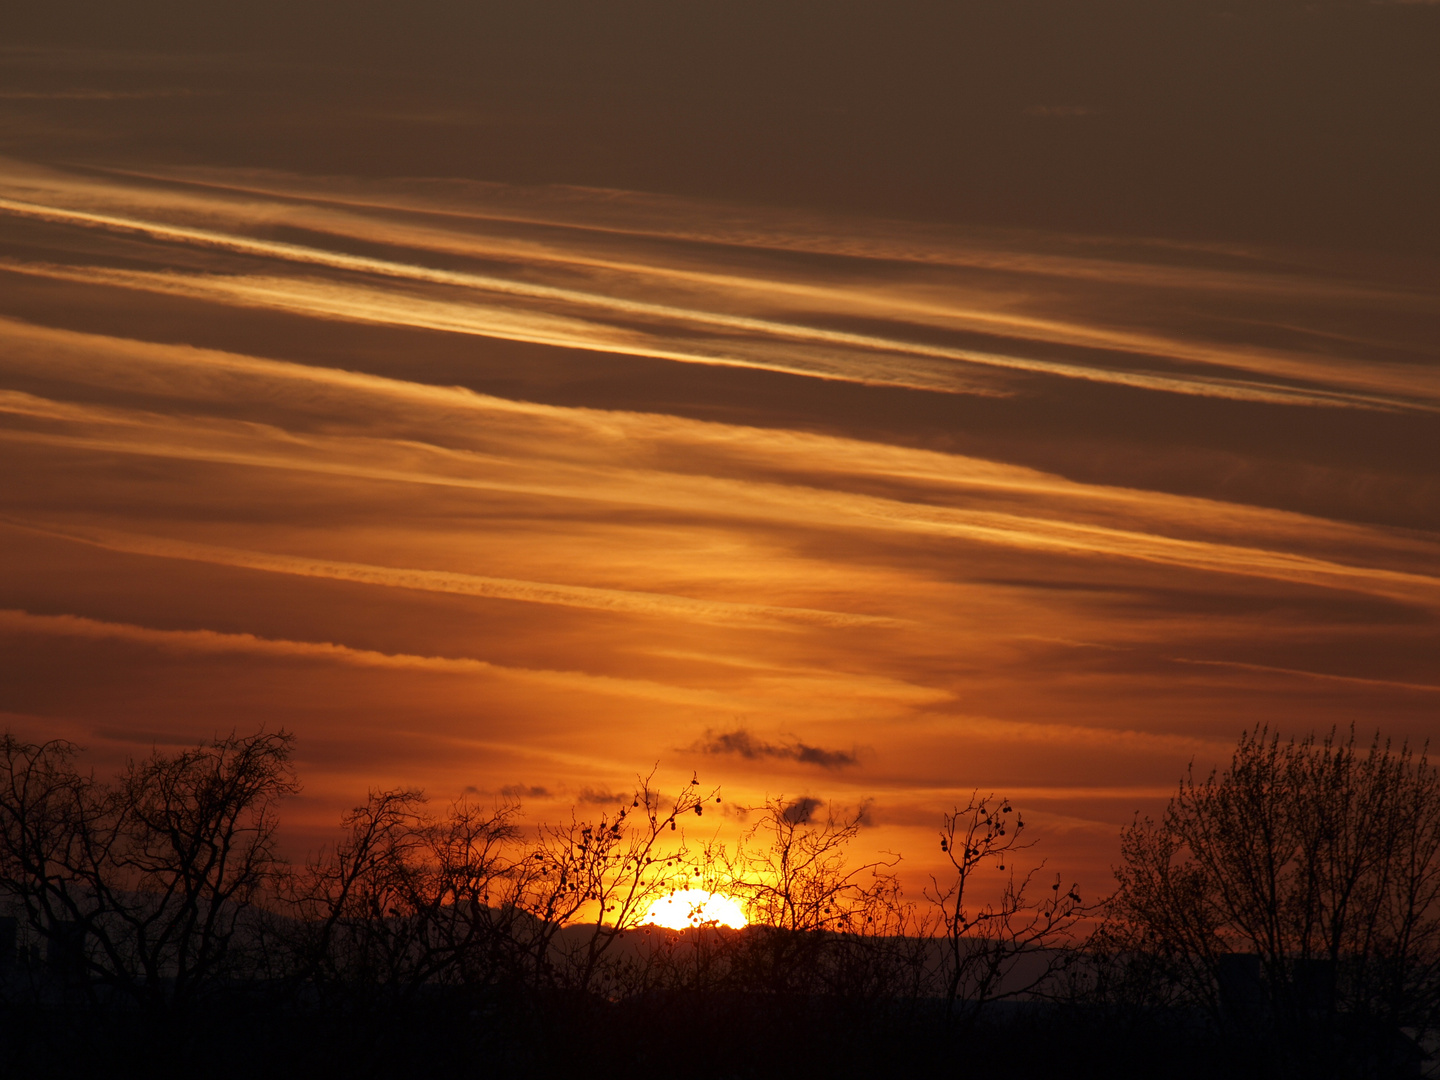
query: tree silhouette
[
  {"left": 286, "top": 788, "right": 527, "bottom": 1000},
  {"left": 926, "top": 792, "right": 1088, "bottom": 1026},
  {"left": 720, "top": 795, "right": 906, "bottom": 997},
  {"left": 0, "top": 725, "right": 1210, "bottom": 1077},
  {"left": 0, "top": 730, "right": 296, "bottom": 1012},
  {"left": 517, "top": 769, "right": 718, "bottom": 996},
  {"left": 1109, "top": 726, "right": 1440, "bottom": 1058}
]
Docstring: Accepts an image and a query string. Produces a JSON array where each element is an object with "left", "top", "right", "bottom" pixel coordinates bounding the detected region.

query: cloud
[
  {"left": 1165, "top": 656, "right": 1440, "bottom": 694},
  {"left": 0, "top": 608, "right": 754, "bottom": 709},
  {"left": 4, "top": 370, "right": 1437, "bottom": 607},
  {"left": 3, "top": 516, "right": 896, "bottom": 630},
  {"left": 577, "top": 787, "right": 627, "bottom": 805},
  {"left": 17, "top": 257, "right": 1407, "bottom": 410},
  {"left": 781, "top": 796, "right": 823, "bottom": 825},
  {"left": 781, "top": 796, "right": 875, "bottom": 828},
  {"left": 2, "top": 156, "right": 1437, "bottom": 903},
  {"left": 693, "top": 728, "right": 859, "bottom": 770},
  {"left": 499, "top": 784, "right": 550, "bottom": 800},
  {"left": 6, "top": 167, "right": 1436, "bottom": 411},
  {"left": 855, "top": 798, "right": 876, "bottom": 828}
]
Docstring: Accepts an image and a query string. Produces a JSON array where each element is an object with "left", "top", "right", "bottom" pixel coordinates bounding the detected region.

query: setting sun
[{"left": 641, "top": 890, "right": 748, "bottom": 930}]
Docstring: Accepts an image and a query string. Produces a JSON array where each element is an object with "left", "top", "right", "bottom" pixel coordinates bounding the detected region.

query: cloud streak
[
  {"left": 2, "top": 386, "right": 1434, "bottom": 606},
  {"left": 3, "top": 518, "right": 896, "bottom": 630},
  {"left": 0, "top": 157, "right": 1435, "bottom": 899},
  {"left": 2, "top": 162, "right": 1434, "bottom": 410}
]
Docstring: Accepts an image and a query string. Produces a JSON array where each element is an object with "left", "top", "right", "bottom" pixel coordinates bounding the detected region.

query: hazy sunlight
[{"left": 642, "top": 889, "right": 748, "bottom": 930}]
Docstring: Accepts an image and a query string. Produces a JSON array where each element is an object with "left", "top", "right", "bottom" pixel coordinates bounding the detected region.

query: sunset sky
[{"left": 1, "top": 1, "right": 1436, "bottom": 901}]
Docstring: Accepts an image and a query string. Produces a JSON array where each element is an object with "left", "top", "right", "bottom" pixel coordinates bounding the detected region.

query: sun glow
[{"left": 641, "top": 889, "right": 748, "bottom": 930}]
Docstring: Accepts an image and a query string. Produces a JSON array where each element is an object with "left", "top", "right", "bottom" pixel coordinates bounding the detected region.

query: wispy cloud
[
  {"left": 2, "top": 162, "right": 1434, "bottom": 410},
  {"left": 2, "top": 387, "right": 1434, "bottom": 605},
  {"left": 0, "top": 608, "right": 761, "bottom": 708},
  {"left": 5, "top": 518, "right": 895, "bottom": 630},
  {"left": 1, "top": 157, "right": 1435, "bottom": 899}
]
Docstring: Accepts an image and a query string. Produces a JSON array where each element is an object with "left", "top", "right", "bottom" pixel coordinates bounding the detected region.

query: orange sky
[{"left": 1, "top": 6, "right": 1437, "bottom": 903}]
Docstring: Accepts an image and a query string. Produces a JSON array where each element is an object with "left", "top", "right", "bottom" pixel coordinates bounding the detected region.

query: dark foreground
[{"left": 0, "top": 986, "right": 1428, "bottom": 1080}]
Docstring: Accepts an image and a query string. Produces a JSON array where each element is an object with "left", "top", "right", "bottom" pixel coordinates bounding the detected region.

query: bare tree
[
  {"left": 736, "top": 796, "right": 889, "bottom": 933},
  {"left": 0, "top": 730, "right": 296, "bottom": 1011},
  {"left": 286, "top": 789, "right": 528, "bottom": 999},
  {"left": 722, "top": 796, "right": 907, "bottom": 996},
  {"left": 1110, "top": 726, "right": 1440, "bottom": 1036},
  {"left": 926, "top": 792, "right": 1088, "bottom": 1026},
  {"left": 517, "top": 770, "right": 718, "bottom": 996}
]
